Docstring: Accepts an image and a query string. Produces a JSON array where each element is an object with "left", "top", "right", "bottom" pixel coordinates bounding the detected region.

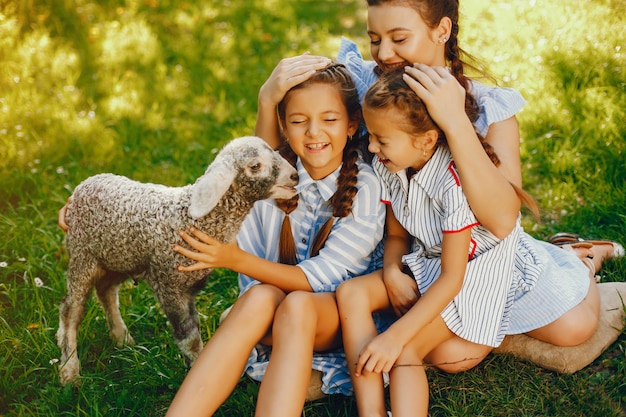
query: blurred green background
[{"left": 0, "top": 0, "right": 624, "bottom": 416}]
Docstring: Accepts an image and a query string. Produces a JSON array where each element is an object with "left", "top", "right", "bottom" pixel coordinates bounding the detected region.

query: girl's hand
[
  {"left": 174, "top": 227, "right": 240, "bottom": 272},
  {"left": 58, "top": 198, "right": 71, "bottom": 232},
  {"left": 258, "top": 54, "right": 331, "bottom": 108},
  {"left": 403, "top": 63, "right": 467, "bottom": 131},
  {"left": 355, "top": 332, "right": 402, "bottom": 376},
  {"left": 383, "top": 267, "right": 418, "bottom": 317}
]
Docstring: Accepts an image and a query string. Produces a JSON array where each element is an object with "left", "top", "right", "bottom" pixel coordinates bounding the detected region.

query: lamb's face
[{"left": 232, "top": 138, "right": 298, "bottom": 201}]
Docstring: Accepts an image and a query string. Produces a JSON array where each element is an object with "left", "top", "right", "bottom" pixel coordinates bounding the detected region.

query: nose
[
  {"left": 306, "top": 120, "right": 319, "bottom": 137},
  {"left": 377, "top": 39, "right": 395, "bottom": 62},
  {"left": 368, "top": 138, "right": 379, "bottom": 154}
]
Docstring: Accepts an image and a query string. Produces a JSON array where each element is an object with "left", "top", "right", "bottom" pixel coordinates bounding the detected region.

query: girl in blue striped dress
[
  {"left": 335, "top": 69, "right": 602, "bottom": 417},
  {"left": 166, "top": 63, "right": 385, "bottom": 416}
]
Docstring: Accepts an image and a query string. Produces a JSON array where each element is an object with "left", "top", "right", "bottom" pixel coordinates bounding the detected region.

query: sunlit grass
[{"left": 0, "top": 0, "right": 624, "bottom": 416}]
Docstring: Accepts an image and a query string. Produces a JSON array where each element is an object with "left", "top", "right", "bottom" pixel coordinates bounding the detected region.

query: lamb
[{"left": 56, "top": 135, "right": 298, "bottom": 386}]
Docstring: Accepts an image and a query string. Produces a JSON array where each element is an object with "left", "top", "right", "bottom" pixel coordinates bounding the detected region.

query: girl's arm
[
  {"left": 403, "top": 64, "right": 521, "bottom": 238},
  {"left": 175, "top": 228, "right": 313, "bottom": 292},
  {"left": 255, "top": 54, "right": 331, "bottom": 149},
  {"left": 355, "top": 229, "right": 471, "bottom": 374},
  {"left": 381, "top": 205, "right": 419, "bottom": 317}
]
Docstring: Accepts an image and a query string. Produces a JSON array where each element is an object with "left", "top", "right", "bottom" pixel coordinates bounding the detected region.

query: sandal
[{"left": 548, "top": 232, "right": 625, "bottom": 259}]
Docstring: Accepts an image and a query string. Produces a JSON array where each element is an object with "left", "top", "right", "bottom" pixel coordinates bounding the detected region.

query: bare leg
[
  {"left": 424, "top": 336, "right": 492, "bottom": 373},
  {"left": 166, "top": 284, "right": 286, "bottom": 417},
  {"left": 389, "top": 316, "right": 454, "bottom": 417},
  {"left": 254, "top": 291, "right": 342, "bottom": 417},
  {"left": 336, "top": 271, "right": 392, "bottom": 417},
  {"left": 526, "top": 275, "right": 600, "bottom": 346}
]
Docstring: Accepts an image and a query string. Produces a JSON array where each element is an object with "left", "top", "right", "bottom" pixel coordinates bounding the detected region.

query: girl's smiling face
[
  {"left": 364, "top": 106, "right": 434, "bottom": 174},
  {"left": 281, "top": 83, "right": 357, "bottom": 180},
  {"left": 367, "top": 4, "right": 448, "bottom": 72}
]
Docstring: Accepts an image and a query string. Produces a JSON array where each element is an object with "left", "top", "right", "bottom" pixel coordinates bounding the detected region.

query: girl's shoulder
[
  {"left": 337, "top": 37, "right": 379, "bottom": 101},
  {"left": 469, "top": 79, "right": 526, "bottom": 137}
]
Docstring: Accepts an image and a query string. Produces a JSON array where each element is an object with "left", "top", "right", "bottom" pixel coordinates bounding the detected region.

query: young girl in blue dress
[{"left": 165, "top": 62, "right": 385, "bottom": 416}]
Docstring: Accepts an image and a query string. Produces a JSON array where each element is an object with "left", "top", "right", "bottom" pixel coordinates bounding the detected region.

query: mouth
[
  {"left": 305, "top": 143, "right": 330, "bottom": 151},
  {"left": 378, "top": 156, "right": 390, "bottom": 165},
  {"left": 380, "top": 62, "right": 409, "bottom": 73}
]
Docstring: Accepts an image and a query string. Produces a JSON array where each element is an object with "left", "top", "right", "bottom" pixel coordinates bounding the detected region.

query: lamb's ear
[{"left": 188, "top": 163, "right": 235, "bottom": 219}]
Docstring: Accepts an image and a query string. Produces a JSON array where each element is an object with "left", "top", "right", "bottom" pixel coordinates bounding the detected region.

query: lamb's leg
[
  {"left": 57, "top": 255, "right": 104, "bottom": 386},
  {"left": 152, "top": 282, "right": 203, "bottom": 366},
  {"left": 94, "top": 272, "right": 135, "bottom": 347}
]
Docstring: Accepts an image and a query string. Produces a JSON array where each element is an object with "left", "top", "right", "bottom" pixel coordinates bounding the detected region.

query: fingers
[
  {"left": 279, "top": 55, "right": 332, "bottom": 85},
  {"left": 355, "top": 348, "right": 393, "bottom": 376},
  {"left": 173, "top": 243, "right": 206, "bottom": 262},
  {"left": 58, "top": 198, "right": 71, "bottom": 232},
  {"left": 403, "top": 64, "right": 454, "bottom": 93},
  {"left": 173, "top": 244, "right": 213, "bottom": 272},
  {"left": 188, "top": 227, "right": 219, "bottom": 245},
  {"left": 176, "top": 262, "right": 212, "bottom": 272}
]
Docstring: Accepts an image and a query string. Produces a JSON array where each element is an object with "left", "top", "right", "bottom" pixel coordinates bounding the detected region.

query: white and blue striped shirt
[{"left": 238, "top": 157, "right": 385, "bottom": 294}]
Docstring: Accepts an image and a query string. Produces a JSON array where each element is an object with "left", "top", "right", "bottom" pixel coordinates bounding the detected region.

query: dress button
[{"left": 301, "top": 238, "right": 307, "bottom": 244}]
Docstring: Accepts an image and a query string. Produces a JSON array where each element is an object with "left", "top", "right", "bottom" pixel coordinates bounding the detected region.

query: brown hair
[
  {"left": 275, "top": 62, "right": 368, "bottom": 265},
  {"left": 364, "top": 70, "right": 540, "bottom": 220}
]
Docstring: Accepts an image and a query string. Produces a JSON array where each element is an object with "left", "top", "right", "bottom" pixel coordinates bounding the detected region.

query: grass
[{"left": 0, "top": 0, "right": 625, "bottom": 415}]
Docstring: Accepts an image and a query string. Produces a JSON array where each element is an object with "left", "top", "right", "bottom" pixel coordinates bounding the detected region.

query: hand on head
[
  {"left": 258, "top": 53, "right": 332, "bottom": 109},
  {"left": 403, "top": 64, "right": 467, "bottom": 131}
]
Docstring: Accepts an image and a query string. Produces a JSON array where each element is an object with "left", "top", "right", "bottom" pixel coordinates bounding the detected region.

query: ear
[
  {"left": 422, "top": 129, "right": 439, "bottom": 150},
  {"left": 435, "top": 16, "right": 452, "bottom": 42},
  {"left": 279, "top": 118, "right": 289, "bottom": 140},
  {"left": 347, "top": 118, "right": 359, "bottom": 138},
  {"left": 188, "top": 163, "right": 236, "bottom": 219},
  {"left": 411, "top": 130, "right": 439, "bottom": 150}
]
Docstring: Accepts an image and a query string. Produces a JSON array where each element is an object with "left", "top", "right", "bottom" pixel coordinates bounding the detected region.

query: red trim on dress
[{"left": 448, "top": 161, "right": 460, "bottom": 186}]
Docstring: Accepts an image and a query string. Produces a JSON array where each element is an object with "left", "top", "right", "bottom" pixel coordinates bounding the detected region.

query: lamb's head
[{"left": 189, "top": 136, "right": 298, "bottom": 219}]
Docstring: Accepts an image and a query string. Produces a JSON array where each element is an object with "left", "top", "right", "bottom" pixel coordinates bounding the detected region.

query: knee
[
  {"left": 336, "top": 278, "right": 366, "bottom": 311},
  {"left": 274, "top": 291, "right": 316, "bottom": 329},
  {"left": 235, "top": 284, "right": 285, "bottom": 321},
  {"left": 553, "top": 311, "right": 599, "bottom": 346}
]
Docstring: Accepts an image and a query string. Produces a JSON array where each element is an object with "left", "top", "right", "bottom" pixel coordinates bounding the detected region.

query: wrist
[{"left": 441, "top": 117, "right": 475, "bottom": 142}]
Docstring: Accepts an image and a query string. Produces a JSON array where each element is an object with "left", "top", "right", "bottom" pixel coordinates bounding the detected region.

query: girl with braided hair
[
  {"left": 166, "top": 62, "right": 385, "bottom": 416},
  {"left": 335, "top": 69, "right": 608, "bottom": 417}
]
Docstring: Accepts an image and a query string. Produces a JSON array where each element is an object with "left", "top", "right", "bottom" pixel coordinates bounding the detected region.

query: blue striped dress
[
  {"left": 236, "top": 157, "right": 386, "bottom": 396},
  {"left": 376, "top": 147, "right": 521, "bottom": 347},
  {"left": 339, "top": 36, "right": 590, "bottom": 342}
]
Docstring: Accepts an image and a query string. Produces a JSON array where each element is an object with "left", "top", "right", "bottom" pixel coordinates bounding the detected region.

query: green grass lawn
[{"left": 1, "top": 0, "right": 625, "bottom": 415}]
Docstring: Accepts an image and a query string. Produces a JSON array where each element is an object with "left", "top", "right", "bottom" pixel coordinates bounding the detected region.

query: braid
[
  {"left": 445, "top": 22, "right": 480, "bottom": 125},
  {"left": 276, "top": 62, "right": 365, "bottom": 263},
  {"left": 310, "top": 135, "right": 362, "bottom": 257},
  {"left": 275, "top": 142, "right": 300, "bottom": 265}
]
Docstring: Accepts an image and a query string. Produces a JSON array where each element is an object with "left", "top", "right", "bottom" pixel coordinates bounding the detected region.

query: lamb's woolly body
[
  {"left": 66, "top": 174, "right": 254, "bottom": 276},
  {"left": 56, "top": 136, "right": 298, "bottom": 386}
]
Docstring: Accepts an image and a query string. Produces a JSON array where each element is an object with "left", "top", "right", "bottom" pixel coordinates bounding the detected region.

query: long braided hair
[
  {"left": 274, "top": 62, "right": 369, "bottom": 265},
  {"left": 364, "top": 70, "right": 540, "bottom": 220}
]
